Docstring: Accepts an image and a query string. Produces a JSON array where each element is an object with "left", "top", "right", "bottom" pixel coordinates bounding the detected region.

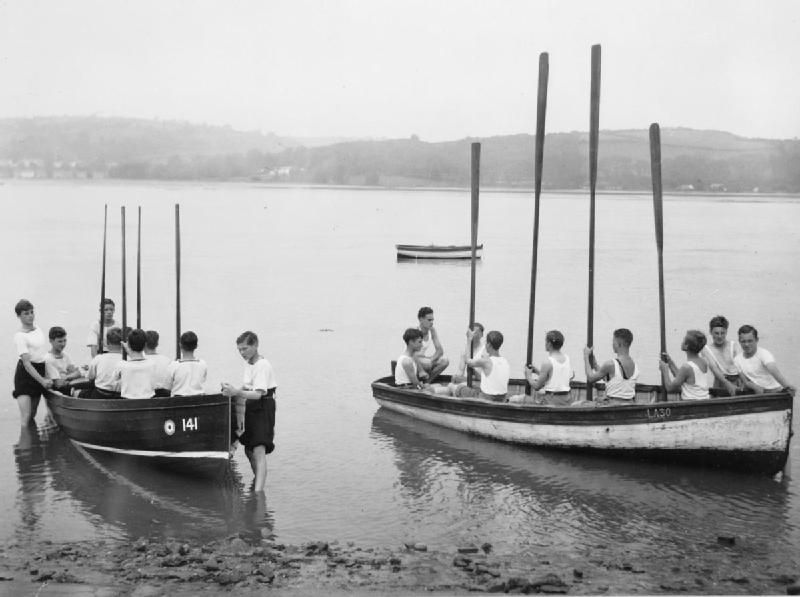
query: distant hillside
[{"left": 1, "top": 117, "right": 799, "bottom": 192}]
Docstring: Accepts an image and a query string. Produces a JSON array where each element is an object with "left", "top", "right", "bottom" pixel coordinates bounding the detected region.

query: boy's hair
[
  {"left": 127, "top": 329, "right": 147, "bottom": 352},
  {"left": 709, "top": 315, "right": 729, "bottom": 330},
  {"left": 145, "top": 330, "right": 160, "bottom": 350},
  {"left": 180, "top": 331, "right": 198, "bottom": 351},
  {"left": 49, "top": 326, "right": 67, "bottom": 340},
  {"left": 471, "top": 321, "right": 485, "bottom": 333},
  {"left": 101, "top": 298, "right": 115, "bottom": 309},
  {"left": 545, "top": 330, "right": 564, "bottom": 350},
  {"left": 486, "top": 330, "right": 503, "bottom": 350},
  {"left": 403, "top": 327, "right": 423, "bottom": 344},
  {"left": 738, "top": 324, "right": 758, "bottom": 340},
  {"left": 613, "top": 328, "right": 633, "bottom": 347},
  {"left": 105, "top": 327, "right": 123, "bottom": 346},
  {"left": 15, "top": 299, "right": 34, "bottom": 315},
  {"left": 237, "top": 330, "right": 259, "bottom": 346},
  {"left": 417, "top": 306, "right": 433, "bottom": 320},
  {"left": 684, "top": 330, "right": 707, "bottom": 353}
]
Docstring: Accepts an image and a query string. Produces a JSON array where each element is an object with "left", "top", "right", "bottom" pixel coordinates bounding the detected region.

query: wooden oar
[
  {"left": 467, "top": 142, "right": 480, "bottom": 388},
  {"left": 136, "top": 206, "right": 142, "bottom": 329},
  {"left": 586, "top": 44, "right": 601, "bottom": 401},
  {"left": 175, "top": 203, "right": 181, "bottom": 360},
  {"left": 649, "top": 123, "right": 668, "bottom": 402},
  {"left": 526, "top": 52, "right": 549, "bottom": 395},
  {"left": 121, "top": 206, "right": 128, "bottom": 360},
  {"left": 98, "top": 204, "right": 108, "bottom": 354}
]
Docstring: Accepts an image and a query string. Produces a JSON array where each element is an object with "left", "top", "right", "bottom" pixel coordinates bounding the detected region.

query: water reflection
[
  {"left": 370, "top": 407, "right": 795, "bottom": 559},
  {"left": 13, "top": 424, "right": 49, "bottom": 539},
  {"left": 13, "top": 427, "right": 275, "bottom": 544}
]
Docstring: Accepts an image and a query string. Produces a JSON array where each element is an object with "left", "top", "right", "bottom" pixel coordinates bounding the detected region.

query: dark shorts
[
  {"left": 13, "top": 360, "right": 46, "bottom": 399},
  {"left": 239, "top": 393, "right": 276, "bottom": 453}
]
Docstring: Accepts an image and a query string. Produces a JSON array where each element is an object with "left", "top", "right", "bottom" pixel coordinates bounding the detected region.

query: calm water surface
[{"left": 1, "top": 181, "right": 798, "bottom": 578}]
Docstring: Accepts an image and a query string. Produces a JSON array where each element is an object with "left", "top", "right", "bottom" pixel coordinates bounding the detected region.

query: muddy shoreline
[{"left": 2, "top": 533, "right": 799, "bottom": 595}]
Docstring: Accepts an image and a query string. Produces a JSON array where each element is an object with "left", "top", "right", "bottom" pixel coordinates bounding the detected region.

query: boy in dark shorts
[{"left": 221, "top": 331, "right": 277, "bottom": 493}]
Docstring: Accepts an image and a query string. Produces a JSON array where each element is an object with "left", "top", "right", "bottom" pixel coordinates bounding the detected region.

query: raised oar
[
  {"left": 175, "top": 203, "right": 181, "bottom": 360},
  {"left": 121, "top": 206, "right": 128, "bottom": 360},
  {"left": 526, "top": 52, "right": 549, "bottom": 395},
  {"left": 136, "top": 206, "right": 142, "bottom": 329},
  {"left": 467, "top": 142, "right": 480, "bottom": 388},
  {"left": 649, "top": 123, "right": 668, "bottom": 403},
  {"left": 98, "top": 204, "right": 108, "bottom": 354},
  {"left": 586, "top": 43, "right": 601, "bottom": 401}
]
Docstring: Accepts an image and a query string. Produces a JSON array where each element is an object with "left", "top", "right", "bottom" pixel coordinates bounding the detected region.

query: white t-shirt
[
  {"left": 88, "top": 352, "right": 123, "bottom": 391},
  {"left": 735, "top": 348, "right": 782, "bottom": 391},
  {"left": 544, "top": 355, "right": 572, "bottom": 392},
  {"left": 14, "top": 327, "right": 48, "bottom": 363},
  {"left": 168, "top": 358, "right": 208, "bottom": 396},
  {"left": 87, "top": 320, "right": 116, "bottom": 350},
  {"left": 113, "top": 358, "right": 156, "bottom": 399},
  {"left": 145, "top": 353, "right": 173, "bottom": 389},
  {"left": 45, "top": 351, "right": 76, "bottom": 380},
  {"left": 395, "top": 354, "right": 417, "bottom": 385},
  {"left": 243, "top": 357, "right": 277, "bottom": 395}
]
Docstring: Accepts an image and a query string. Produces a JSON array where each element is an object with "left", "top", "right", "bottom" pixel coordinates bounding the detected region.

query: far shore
[{"left": 3, "top": 178, "right": 800, "bottom": 200}]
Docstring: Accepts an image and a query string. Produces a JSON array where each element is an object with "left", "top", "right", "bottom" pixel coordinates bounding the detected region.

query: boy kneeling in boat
[
  {"left": 659, "top": 330, "right": 710, "bottom": 401},
  {"left": 448, "top": 330, "right": 510, "bottom": 402},
  {"left": 86, "top": 327, "right": 124, "bottom": 399}
]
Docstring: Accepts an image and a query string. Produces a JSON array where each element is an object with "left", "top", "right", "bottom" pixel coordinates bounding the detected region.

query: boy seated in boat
[
  {"left": 524, "top": 330, "right": 575, "bottom": 406},
  {"left": 583, "top": 328, "right": 642, "bottom": 405},
  {"left": 415, "top": 307, "right": 449, "bottom": 382},
  {"left": 144, "top": 330, "right": 172, "bottom": 397},
  {"left": 734, "top": 324, "right": 795, "bottom": 396},
  {"left": 395, "top": 328, "right": 426, "bottom": 390},
  {"left": 168, "top": 331, "right": 208, "bottom": 396},
  {"left": 448, "top": 330, "right": 510, "bottom": 402},
  {"left": 112, "top": 328, "right": 157, "bottom": 399},
  {"left": 701, "top": 315, "right": 740, "bottom": 396},
  {"left": 86, "top": 327, "right": 123, "bottom": 399},
  {"left": 451, "top": 322, "right": 486, "bottom": 384},
  {"left": 659, "top": 330, "right": 710, "bottom": 400},
  {"left": 45, "top": 326, "right": 84, "bottom": 395}
]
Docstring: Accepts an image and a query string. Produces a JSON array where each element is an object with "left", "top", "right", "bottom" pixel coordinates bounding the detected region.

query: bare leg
[
  {"left": 428, "top": 357, "right": 450, "bottom": 382},
  {"left": 16, "top": 395, "right": 40, "bottom": 426},
  {"left": 251, "top": 445, "right": 267, "bottom": 492}
]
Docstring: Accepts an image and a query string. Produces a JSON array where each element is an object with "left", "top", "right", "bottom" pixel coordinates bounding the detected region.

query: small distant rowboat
[
  {"left": 396, "top": 243, "right": 483, "bottom": 260},
  {"left": 46, "top": 390, "right": 233, "bottom": 477}
]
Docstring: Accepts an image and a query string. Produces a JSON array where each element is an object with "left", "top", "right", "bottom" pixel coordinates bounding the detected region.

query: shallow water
[{"left": 1, "top": 181, "right": 799, "bottom": 580}]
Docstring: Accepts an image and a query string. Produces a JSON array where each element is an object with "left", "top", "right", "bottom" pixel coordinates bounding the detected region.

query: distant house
[
  {"left": 709, "top": 183, "right": 727, "bottom": 192},
  {"left": 677, "top": 184, "right": 695, "bottom": 192}
]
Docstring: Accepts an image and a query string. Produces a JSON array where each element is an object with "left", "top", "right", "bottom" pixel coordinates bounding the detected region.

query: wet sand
[{"left": 1, "top": 533, "right": 799, "bottom": 595}]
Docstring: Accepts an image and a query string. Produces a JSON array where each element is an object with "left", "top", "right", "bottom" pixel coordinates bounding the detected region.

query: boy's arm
[
  {"left": 765, "top": 362, "right": 794, "bottom": 393},
  {"left": 528, "top": 360, "right": 552, "bottom": 391}
]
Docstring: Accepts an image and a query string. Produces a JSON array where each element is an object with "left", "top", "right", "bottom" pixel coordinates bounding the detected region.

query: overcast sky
[{"left": 1, "top": 0, "right": 798, "bottom": 141}]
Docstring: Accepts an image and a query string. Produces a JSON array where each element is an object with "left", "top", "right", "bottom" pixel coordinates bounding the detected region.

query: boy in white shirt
[
  {"left": 144, "top": 330, "right": 173, "bottom": 397},
  {"left": 112, "top": 328, "right": 156, "bottom": 399},
  {"left": 45, "top": 326, "right": 83, "bottom": 394},
  {"left": 87, "top": 327, "right": 123, "bottom": 398},
  {"left": 735, "top": 324, "right": 795, "bottom": 396},
  {"left": 168, "top": 331, "right": 208, "bottom": 397}
]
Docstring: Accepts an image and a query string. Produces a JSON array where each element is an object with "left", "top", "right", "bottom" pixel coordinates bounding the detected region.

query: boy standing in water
[
  {"left": 222, "top": 331, "right": 277, "bottom": 493},
  {"left": 12, "top": 299, "right": 53, "bottom": 425}
]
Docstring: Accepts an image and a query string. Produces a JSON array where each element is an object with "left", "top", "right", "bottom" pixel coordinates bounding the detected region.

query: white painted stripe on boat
[
  {"left": 376, "top": 399, "right": 791, "bottom": 452},
  {"left": 71, "top": 440, "right": 229, "bottom": 459}
]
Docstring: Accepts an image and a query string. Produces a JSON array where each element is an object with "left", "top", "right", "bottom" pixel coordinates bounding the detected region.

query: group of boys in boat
[
  {"left": 12, "top": 297, "right": 278, "bottom": 492},
  {"left": 396, "top": 307, "right": 796, "bottom": 405}
]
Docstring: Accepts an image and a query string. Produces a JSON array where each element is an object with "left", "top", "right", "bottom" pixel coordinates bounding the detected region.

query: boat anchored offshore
[
  {"left": 396, "top": 243, "right": 483, "bottom": 260},
  {"left": 371, "top": 376, "right": 794, "bottom": 476}
]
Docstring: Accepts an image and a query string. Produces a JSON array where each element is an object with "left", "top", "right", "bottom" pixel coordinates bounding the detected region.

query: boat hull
[
  {"left": 372, "top": 377, "right": 793, "bottom": 475},
  {"left": 46, "top": 391, "right": 233, "bottom": 477},
  {"left": 396, "top": 244, "right": 483, "bottom": 260}
]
